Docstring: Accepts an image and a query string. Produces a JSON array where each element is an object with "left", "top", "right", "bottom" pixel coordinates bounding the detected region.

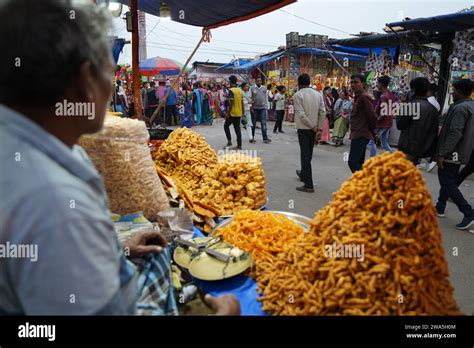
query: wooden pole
[
  {"left": 131, "top": 0, "right": 143, "bottom": 119},
  {"left": 149, "top": 29, "right": 209, "bottom": 126},
  {"left": 287, "top": 49, "right": 291, "bottom": 89}
]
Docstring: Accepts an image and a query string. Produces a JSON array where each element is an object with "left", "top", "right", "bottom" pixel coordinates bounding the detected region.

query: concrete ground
[{"left": 180, "top": 118, "right": 473, "bottom": 315}]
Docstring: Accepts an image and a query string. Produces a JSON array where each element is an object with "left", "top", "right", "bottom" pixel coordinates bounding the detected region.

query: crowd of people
[
  {"left": 291, "top": 71, "right": 474, "bottom": 231},
  {"left": 115, "top": 69, "right": 474, "bottom": 231},
  {"left": 1, "top": 0, "right": 473, "bottom": 319}
]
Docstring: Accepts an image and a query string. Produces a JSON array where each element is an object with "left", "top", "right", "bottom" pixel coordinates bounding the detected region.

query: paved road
[{"left": 185, "top": 118, "right": 473, "bottom": 315}]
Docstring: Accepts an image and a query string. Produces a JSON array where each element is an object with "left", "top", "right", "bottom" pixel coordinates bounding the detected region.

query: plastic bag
[{"left": 80, "top": 116, "right": 169, "bottom": 221}]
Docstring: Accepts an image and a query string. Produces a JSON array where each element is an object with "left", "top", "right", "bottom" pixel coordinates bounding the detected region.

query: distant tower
[{"left": 138, "top": 11, "right": 147, "bottom": 61}]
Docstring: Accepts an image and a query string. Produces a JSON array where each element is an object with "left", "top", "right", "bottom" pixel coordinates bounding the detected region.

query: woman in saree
[
  {"left": 211, "top": 85, "right": 219, "bottom": 118},
  {"left": 319, "top": 86, "right": 334, "bottom": 144},
  {"left": 191, "top": 82, "right": 202, "bottom": 125},
  {"left": 201, "top": 85, "right": 214, "bottom": 125},
  {"left": 332, "top": 88, "right": 352, "bottom": 147},
  {"left": 179, "top": 83, "right": 194, "bottom": 128}
]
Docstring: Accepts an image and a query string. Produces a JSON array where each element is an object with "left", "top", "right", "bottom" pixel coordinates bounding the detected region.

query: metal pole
[
  {"left": 323, "top": 43, "right": 349, "bottom": 75},
  {"left": 131, "top": 0, "right": 143, "bottom": 119}
]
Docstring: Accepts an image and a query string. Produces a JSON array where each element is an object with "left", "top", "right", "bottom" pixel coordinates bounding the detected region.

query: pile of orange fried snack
[
  {"left": 214, "top": 210, "right": 304, "bottom": 263},
  {"left": 256, "top": 152, "right": 461, "bottom": 316}
]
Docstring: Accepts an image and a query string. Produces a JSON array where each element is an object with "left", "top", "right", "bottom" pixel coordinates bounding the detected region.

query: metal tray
[{"left": 211, "top": 210, "right": 312, "bottom": 236}]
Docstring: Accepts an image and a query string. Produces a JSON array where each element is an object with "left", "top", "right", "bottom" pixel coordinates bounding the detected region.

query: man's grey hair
[{"left": 0, "top": 0, "right": 112, "bottom": 105}]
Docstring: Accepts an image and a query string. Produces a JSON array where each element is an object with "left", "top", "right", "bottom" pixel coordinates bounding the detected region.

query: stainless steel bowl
[{"left": 211, "top": 210, "right": 312, "bottom": 236}]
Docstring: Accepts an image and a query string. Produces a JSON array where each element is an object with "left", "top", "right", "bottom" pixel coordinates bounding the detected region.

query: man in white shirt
[
  {"left": 427, "top": 83, "right": 441, "bottom": 112},
  {"left": 250, "top": 78, "right": 271, "bottom": 143},
  {"left": 293, "top": 73, "right": 326, "bottom": 193}
]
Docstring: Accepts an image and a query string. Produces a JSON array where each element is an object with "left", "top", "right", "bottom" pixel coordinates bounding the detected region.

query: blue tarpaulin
[
  {"left": 329, "top": 45, "right": 397, "bottom": 58},
  {"left": 292, "top": 47, "right": 367, "bottom": 60},
  {"left": 387, "top": 10, "right": 474, "bottom": 33},
  {"left": 327, "top": 31, "right": 436, "bottom": 48},
  {"left": 112, "top": 38, "right": 126, "bottom": 63},
  {"left": 327, "top": 45, "right": 370, "bottom": 56},
  {"left": 234, "top": 50, "right": 286, "bottom": 72},
  {"left": 113, "top": 0, "right": 295, "bottom": 29},
  {"left": 232, "top": 47, "right": 368, "bottom": 72},
  {"left": 215, "top": 59, "right": 253, "bottom": 71}
]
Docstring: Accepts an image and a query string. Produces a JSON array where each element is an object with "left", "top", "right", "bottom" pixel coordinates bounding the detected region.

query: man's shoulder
[
  {"left": 1, "top": 141, "right": 106, "bottom": 220},
  {"left": 383, "top": 90, "right": 396, "bottom": 99},
  {"left": 356, "top": 93, "right": 372, "bottom": 105},
  {"left": 453, "top": 99, "right": 474, "bottom": 113}
]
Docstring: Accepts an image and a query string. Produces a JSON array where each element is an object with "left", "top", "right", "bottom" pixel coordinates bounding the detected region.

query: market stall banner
[
  {"left": 140, "top": 56, "right": 181, "bottom": 76},
  {"left": 113, "top": 0, "right": 295, "bottom": 29}
]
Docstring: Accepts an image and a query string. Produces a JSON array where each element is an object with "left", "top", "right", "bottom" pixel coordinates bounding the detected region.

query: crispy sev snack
[
  {"left": 214, "top": 210, "right": 304, "bottom": 263},
  {"left": 256, "top": 152, "right": 461, "bottom": 316},
  {"left": 155, "top": 128, "right": 218, "bottom": 192}
]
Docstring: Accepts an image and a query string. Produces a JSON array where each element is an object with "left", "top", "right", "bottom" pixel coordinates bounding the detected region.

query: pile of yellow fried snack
[
  {"left": 155, "top": 165, "right": 220, "bottom": 233},
  {"left": 154, "top": 128, "right": 218, "bottom": 192},
  {"left": 154, "top": 128, "right": 267, "bottom": 232}
]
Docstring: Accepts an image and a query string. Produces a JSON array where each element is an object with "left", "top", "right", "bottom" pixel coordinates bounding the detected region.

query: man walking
[
  {"left": 164, "top": 80, "right": 177, "bottom": 126},
  {"left": 369, "top": 75, "right": 396, "bottom": 157},
  {"left": 348, "top": 74, "right": 377, "bottom": 173},
  {"left": 293, "top": 73, "right": 326, "bottom": 193},
  {"left": 396, "top": 77, "right": 439, "bottom": 164},
  {"left": 141, "top": 81, "right": 149, "bottom": 116},
  {"left": 434, "top": 79, "right": 474, "bottom": 230},
  {"left": 251, "top": 77, "right": 271, "bottom": 143},
  {"left": 146, "top": 81, "right": 159, "bottom": 124},
  {"left": 273, "top": 85, "right": 286, "bottom": 133},
  {"left": 223, "top": 75, "right": 244, "bottom": 150}
]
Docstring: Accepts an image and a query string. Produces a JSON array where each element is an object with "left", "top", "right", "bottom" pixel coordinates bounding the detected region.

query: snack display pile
[{"left": 255, "top": 152, "right": 460, "bottom": 315}]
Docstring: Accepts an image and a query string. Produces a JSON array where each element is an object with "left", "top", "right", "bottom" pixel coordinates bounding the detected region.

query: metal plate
[
  {"left": 211, "top": 210, "right": 312, "bottom": 236},
  {"left": 188, "top": 248, "right": 253, "bottom": 281},
  {"left": 218, "top": 197, "right": 269, "bottom": 219}
]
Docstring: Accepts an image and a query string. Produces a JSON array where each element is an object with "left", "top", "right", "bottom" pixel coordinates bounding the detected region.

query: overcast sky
[{"left": 113, "top": 0, "right": 473, "bottom": 66}]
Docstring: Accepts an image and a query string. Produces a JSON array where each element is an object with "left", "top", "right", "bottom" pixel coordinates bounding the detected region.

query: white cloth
[
  {"left": 266, "top": 90, "right": 273, "bottom": 109},
  {"left": 242, "top": 90, "right": 252, "bottom": 111},
  {"left": 428, "top": 96, "right": 441, "bottom": 112}
]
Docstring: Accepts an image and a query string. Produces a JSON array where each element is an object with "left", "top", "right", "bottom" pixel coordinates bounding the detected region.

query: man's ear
[{"left": 74, "top": 61, "right": 95, "bottom": 103}]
